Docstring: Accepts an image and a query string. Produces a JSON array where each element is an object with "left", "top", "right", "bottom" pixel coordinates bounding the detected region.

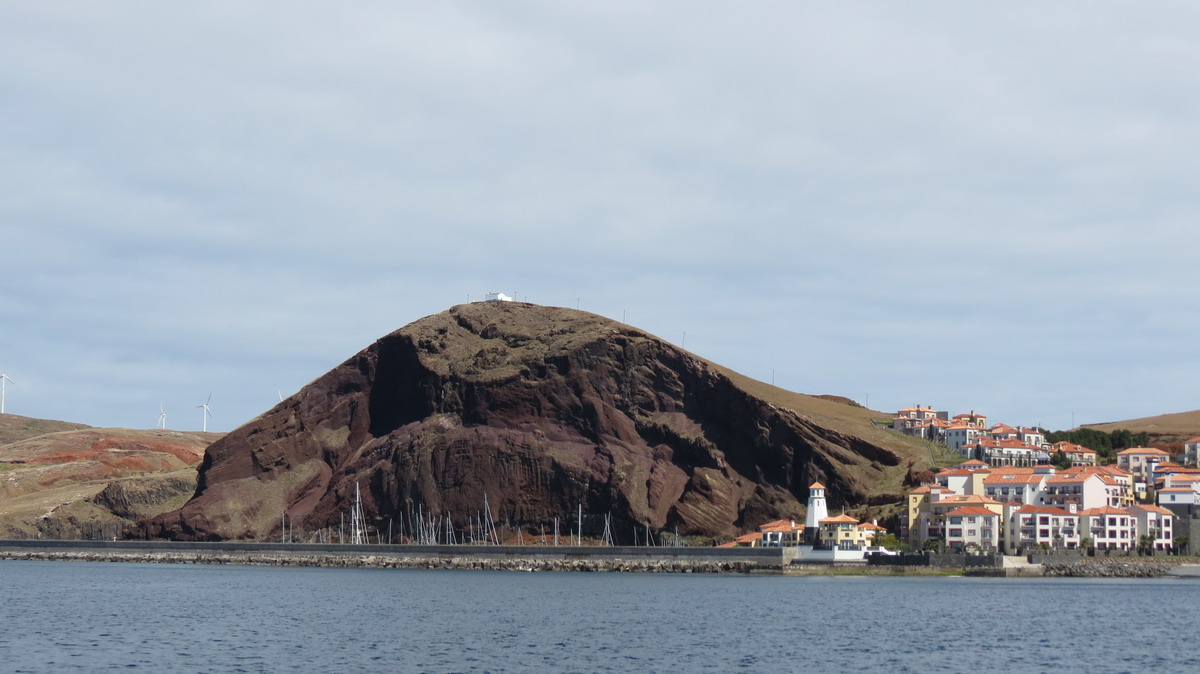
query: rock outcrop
[{"left": 151, "top": 302, "right": 935, "bottom": 541}]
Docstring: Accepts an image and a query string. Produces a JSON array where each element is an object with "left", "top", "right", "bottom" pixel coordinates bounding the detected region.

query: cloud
[{"left": 1, "top": 2, "right": 1199, "bottom": 432}]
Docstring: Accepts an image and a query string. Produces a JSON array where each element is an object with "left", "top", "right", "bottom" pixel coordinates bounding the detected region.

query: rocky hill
[
  {"left": 0, "top": 419, "right": 218, "bottom": 539},
  {"left": 150, "top": 302, "right": 937, "bottom": 542}
]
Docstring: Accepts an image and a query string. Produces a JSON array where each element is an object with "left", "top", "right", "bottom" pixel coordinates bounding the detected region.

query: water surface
[{"left": 1, "top": 561, "right": 1195, "bottom": 673}]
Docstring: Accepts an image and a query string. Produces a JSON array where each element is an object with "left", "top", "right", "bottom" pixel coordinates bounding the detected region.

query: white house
[
  {"left": 944, "top": 506, "right": 1001, "bottom": 552},
  {"left": 1009, "top": 505, "right": 1081, "bottom": 552},
  {"left": 483, "top": 292, "right": 513, "bottom": 302},
  {"left": 1040, "top": 472, "right": 1107, "bottom": 510},
  {"left": 1129, "top": 505, "right": 1175, "bottom": 552},
  {"left": 1158, "top": 486, "right": 1198, "bottom": 507},
  {"left": 983, "top": 470, "right": 1048, "bottom": 505},
  {"left": 1116, "top": 447, "right": 1171, "bottom": 483},
  {"left": 1079, "top": 507, "right": 1135, "bottom": 552},
  {"left": 945, "top": 423, "right": 985, "bottom": 454},
  {"left": 1184, "top": 437, "right": 1200, "bottom": 467}
]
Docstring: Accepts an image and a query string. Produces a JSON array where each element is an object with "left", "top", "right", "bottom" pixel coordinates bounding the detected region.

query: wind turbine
[
  {"left": 197, "top": 394, "right": 212, "bottom": 432},
  {"left": 0, "top": 372, "right": 13, "bottom": 414},
  {"left": 158, "top": 403, "right": 167, "bottom": 430}
]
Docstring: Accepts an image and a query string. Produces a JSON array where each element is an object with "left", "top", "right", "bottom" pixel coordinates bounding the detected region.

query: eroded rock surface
[{"left": 151, "top": 303, "right": 933, "bottom": 541}]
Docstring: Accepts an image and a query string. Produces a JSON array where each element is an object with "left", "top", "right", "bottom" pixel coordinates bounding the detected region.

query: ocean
[{"left": 1, "top": 560, "right": 1196, "bottom": 673}]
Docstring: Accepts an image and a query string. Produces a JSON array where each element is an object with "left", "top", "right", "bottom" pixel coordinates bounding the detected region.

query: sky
[{"left": 2, "top": 2, "right": 1198, "bottom": 433}]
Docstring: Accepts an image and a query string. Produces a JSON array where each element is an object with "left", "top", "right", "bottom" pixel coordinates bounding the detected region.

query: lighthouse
[{"left": 804, "top": 481, "right": 829, "bottom": 545}]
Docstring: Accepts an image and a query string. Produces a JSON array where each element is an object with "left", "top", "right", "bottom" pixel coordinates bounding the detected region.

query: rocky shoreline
[
  {"left": 4, "top": 546, "right": 1196, "bottom": 577},
  {"left": 1041, "top": 558, "right": 1183, "bottom": 577},
  {"left": 0, "top": 549, "right": 767, "bottom": 574}
]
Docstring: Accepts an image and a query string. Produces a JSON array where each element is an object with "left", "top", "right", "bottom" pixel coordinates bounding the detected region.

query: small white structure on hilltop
[
  {"left": 483, "top": 292, "right": 513, "bottom": 302},
  {"left": 804, "top": 481, "right": 829, "bottom": 544}
]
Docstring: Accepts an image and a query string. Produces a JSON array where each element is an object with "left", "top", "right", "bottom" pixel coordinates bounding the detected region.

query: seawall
[{"left": 0, "top": 540, "right": 784, "bottom": 573}]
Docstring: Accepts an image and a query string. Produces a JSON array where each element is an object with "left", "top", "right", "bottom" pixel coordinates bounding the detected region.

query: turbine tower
[
  {"left": 0, "top": 372, "right": 13, "bottom": 414},
  {"left": 197, "top": 394, "right": 212, "bottom": 432},
  {"left": 158, "top": 403, "right": 167, "bottom": 430}
]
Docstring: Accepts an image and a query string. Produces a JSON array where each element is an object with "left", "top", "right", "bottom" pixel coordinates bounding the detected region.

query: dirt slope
[{"left": 0, "top": 426, "right": 218, "bottom": 539}]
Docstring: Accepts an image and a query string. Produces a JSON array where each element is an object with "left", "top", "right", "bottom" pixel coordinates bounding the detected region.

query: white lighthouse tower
[{"left": 804, "top": 481, "right": 829, "bottom": 545}]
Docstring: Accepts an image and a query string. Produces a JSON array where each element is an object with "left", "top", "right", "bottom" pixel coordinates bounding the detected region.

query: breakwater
[
  {"left": 0, "top": 540, "right": 783, "bottom": 573},
  {"left": 1040, "top": 557, "right": 1183, "bottom": 577}
]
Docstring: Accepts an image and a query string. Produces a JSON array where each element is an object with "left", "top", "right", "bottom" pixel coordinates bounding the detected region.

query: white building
[
  {"left": 1184, "top": 437, "right": 1200, "bottom": 467},
  {"left": 1079, "top": 507, "right": 1135, "bottom": 552},
  {"left": 945, "top": 424, "right": 985, "bottom": 454},
  {"left": 1158, "top": 486, "right": 1198, "bottom": 507},
  {"left": 982, "top": 471, "right": 1048, "bottom": 505},
  {"left": 944, "top": 506, "right": 1001, "bottom": 552},
  {"left": 1009, "top": 505, "right": 1081, "bottom": 552},
  {"left": 1116, "top": 447, "right": 1171, "bottom": 483},
  {"left": 1129, "top": 505, "right": 1175, "bottom": 552},
  {"left": 483, "top": 292, "right": 513, "bottom": 302},
  {"left": 1040, "top": 473, "right": 1107, "bottom": 510},
  {"left": 804, "top": 482, "right": 829, "bottom": 545}
]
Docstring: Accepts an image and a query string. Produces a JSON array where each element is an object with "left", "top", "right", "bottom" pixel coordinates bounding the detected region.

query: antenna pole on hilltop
[{"left": 682, "top": 332, "right": 686, "bottom": 348}]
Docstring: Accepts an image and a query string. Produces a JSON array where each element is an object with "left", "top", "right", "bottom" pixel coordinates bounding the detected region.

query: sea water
[{"left": 0, "top": 560, "right": 1196, "bottom": 673}]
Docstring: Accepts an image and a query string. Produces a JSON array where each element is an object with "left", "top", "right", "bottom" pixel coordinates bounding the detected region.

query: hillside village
[{"left": 731, "top": 405, "right": 1200, "bottom": 557}]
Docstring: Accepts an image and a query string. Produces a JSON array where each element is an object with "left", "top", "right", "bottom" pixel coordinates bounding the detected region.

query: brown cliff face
[{"left": 150, "top": 303, "right": 934, "bottom": 541}]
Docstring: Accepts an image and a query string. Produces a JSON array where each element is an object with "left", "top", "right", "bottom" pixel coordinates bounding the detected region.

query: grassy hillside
[
  {"left": 1084, "top": 409, "right": 1200, "bottom": 442},
  {"left": 0, "top": 413, "right": 89, "bottom": 445}
]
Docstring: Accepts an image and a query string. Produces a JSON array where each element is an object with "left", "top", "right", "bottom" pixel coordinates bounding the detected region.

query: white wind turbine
[
  {"left": 0, "top": 372, "right": 13, "bottom": 414},
  {"left": 158, "top": 403, "right": 167, "bottom": 430},
  {"left": 197, "top": 394, "right": 212, "bottom": 432}
]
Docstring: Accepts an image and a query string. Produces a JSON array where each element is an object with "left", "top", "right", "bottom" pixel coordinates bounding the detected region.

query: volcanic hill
[
  {"left": 151, "top": 302, "right": 938, "bottom": 541},
  {"left": 0, "top": 416, "right": 218, "bottom": 539}
]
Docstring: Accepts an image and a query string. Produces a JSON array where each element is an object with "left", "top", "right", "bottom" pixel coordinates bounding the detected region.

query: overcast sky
[{"left": 2, "top": 2, "right": 1198, "bottom": 433}]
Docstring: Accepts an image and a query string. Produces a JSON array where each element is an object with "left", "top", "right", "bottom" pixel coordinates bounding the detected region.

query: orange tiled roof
[
  {"left": 983, "top": 473, "right": 1044, "bottom": 485},
  {"left": 1079, "top": 506, "right": 1130, "bottom": 516},
  {"left": 909, "top": 485, "right": 954, "bottom": 495},
  {"left": 937, "top": 494, "right": 1001, "bottom": 505},
  {"left": 819, "top": 514, "right": 860, "bottom": 524},
  {"left": 809, "top": 481, "right": 826, "bottom": 490},
  {"left": 945, "top": 506, "right": 999, "bottom": 517},
  {"left": 1130, "top": 504, "right": 1174, "bottom": 516},
  {"left": 1015, "top": 505, "right": 1075, "bottom": 516},
  {"left": 1117, "top": 447, "right": 1170, "bottom": 456}
]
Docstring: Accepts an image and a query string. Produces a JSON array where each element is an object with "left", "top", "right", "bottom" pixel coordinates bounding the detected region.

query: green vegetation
[
  {"left": 873, "top": 532, "right": 913, "bottom": 553},
  {"left": 1051, "top": 450, "right": 1073, "bottom": 470},
  {"left": 1044, "top": 427, "right": 1150, "bottom": 462}
]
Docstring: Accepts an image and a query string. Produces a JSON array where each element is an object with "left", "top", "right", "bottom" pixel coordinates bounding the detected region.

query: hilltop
[
  {"left": 1083, "top": 409, "right": 1200, "bottom": 442},
  {"left": 150, "top": 302, "right": 939, "bottom": 542},
  {"left": 0, "top": 413, "right": 89, "bottom": 445},
  {"left": 0, "top": 417, "right": 220, "bottom": 538}
]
